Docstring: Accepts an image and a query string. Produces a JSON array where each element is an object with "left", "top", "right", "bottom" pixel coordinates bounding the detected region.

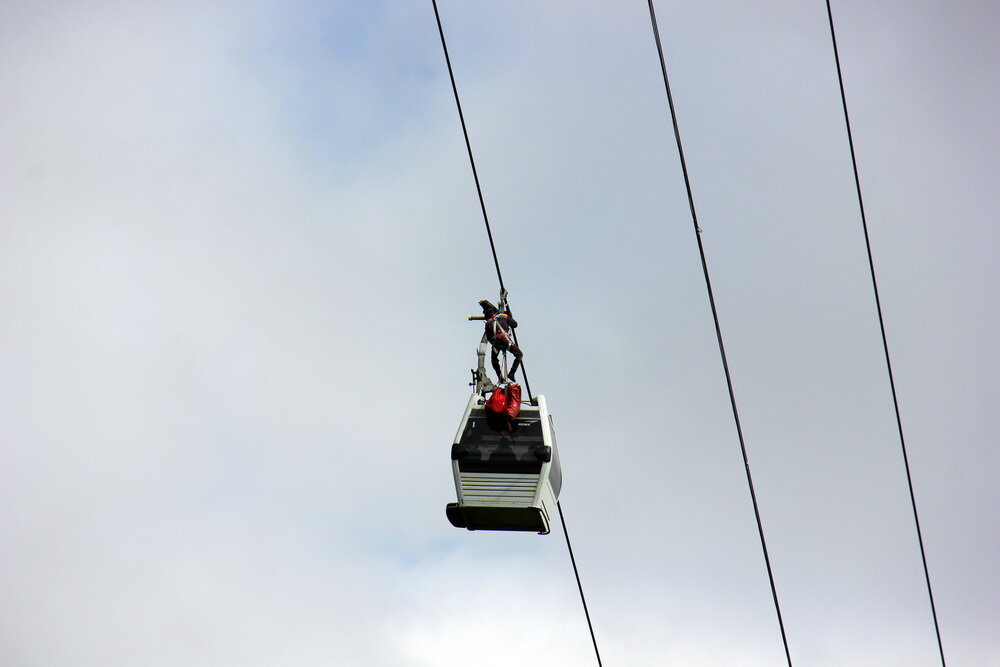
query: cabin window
[{"left": 457, "top": 413, "right": 546, "bottom": 474}]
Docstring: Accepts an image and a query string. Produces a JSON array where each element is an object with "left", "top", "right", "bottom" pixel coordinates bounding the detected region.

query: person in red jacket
[{"left": 479, "top": 299, "right": 523, "bottom": 383}]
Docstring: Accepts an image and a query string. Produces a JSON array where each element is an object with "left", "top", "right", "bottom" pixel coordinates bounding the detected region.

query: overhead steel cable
[
  {"left": 431, "top": 3, "right": 601, "bottom": 664},
  {"left": 557, "top": 502, "right": 604, "bottom": 667},
  {"left": 430, "top": 0, "right": 503, "bottom": 291},
  {"left": 430, "top": 0, "right": 533, "bottom": 401},
  {"left": 824, "top": 3, "right": 946, "bottom": 664},
  {"left": 646, "top": 2, "right": 793, "bottom": 665}
]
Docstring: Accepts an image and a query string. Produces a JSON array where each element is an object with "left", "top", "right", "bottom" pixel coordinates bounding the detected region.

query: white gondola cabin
[{"left": 446, "top": 392, "right": 562, "bottom": 534}]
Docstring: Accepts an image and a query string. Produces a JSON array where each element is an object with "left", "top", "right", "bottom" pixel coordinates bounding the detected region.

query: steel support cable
[
  {"left": 646, "top": 2, "right": 793, "bottom": 665},
  {"left": 557, "top": 502, "right": 604, "bottom": 667},
  {"left": 431, "top": 0, "right": 534, "bottom": 401},
  {"left": 431, "top": 3, "right": 600, "bottom": 664},
  {"left": 430, "top": 0, "right": 503, "bottom": 290},
  {"left": 823, "top": 3, "right": 946, "bottom": 664}
]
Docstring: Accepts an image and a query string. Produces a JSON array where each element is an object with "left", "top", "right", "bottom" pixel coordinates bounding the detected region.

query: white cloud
[{"left": 0, "top": 1, "right": 995, "bottom": 665}]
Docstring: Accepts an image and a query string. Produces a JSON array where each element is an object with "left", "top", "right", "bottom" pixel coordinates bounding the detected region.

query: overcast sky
[{"left": 1, "top": 1, "right": 996, "bottom": 665}]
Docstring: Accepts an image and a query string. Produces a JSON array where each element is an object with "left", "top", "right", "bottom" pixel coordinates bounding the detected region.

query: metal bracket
[{"left": 472, "top": 333, "right": 496, "bottom": 393}]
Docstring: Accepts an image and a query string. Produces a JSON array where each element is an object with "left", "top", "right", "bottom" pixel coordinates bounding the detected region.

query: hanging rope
[
  {"left": 645, "top": 2, "right": 793, "bottom": 664},
  {"left": 431, "top": 3, "right": 599, "bottom": 664},
  {"left": 824, "top": 3, "right": 946, "bottom": 664}
]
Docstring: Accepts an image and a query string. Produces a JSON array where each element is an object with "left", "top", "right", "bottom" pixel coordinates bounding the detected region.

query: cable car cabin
[{"left": 446, "top": 393, "right": 562, "bottom": 534}]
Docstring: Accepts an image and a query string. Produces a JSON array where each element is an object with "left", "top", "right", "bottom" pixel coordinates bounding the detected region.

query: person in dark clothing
[{"left": 479, "top": 299, "right": 523, "bottom": 383}]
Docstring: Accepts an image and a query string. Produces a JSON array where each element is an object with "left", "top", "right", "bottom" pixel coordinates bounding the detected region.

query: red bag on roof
[
  {"left": 504, "top": 383, "right": 522, "bottom": 419},
  {"left": 485, "top": 384, "right": 522, "bottom": 433},
  {"left": 485, "top": 387, "right": 508, "bottom": 414}
]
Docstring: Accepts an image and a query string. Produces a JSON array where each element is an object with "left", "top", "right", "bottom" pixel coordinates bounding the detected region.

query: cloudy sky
[{"left": 1, "top": 1, "right": 996, "bottom": 665}]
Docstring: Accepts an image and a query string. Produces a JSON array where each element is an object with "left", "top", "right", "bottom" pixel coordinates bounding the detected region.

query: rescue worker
[{"left": 479, "top": 299, "right": 523, "bottom": 383}]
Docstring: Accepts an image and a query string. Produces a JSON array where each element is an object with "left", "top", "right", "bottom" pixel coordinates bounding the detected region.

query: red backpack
[{"left": 484, "top": 384, "right": 522, "bottom": 431}]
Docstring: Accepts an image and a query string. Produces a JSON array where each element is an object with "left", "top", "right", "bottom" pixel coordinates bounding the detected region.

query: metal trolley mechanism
[{"left": 446, "top": 295, "right": 562, "bottom": 534}]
